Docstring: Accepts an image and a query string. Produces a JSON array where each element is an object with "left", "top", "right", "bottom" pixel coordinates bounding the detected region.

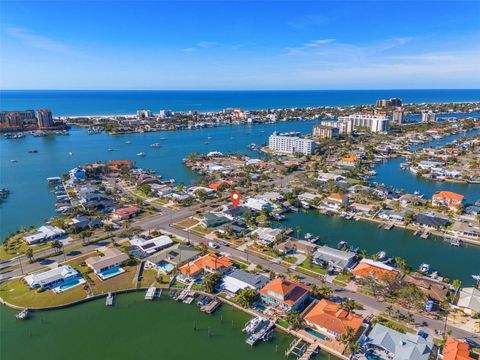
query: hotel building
[
  {"left": 268, "top": 132, "right": 316, "bottom": 155},
  {"left": 36, "top": 109, "right": 54, "bottom": 129}
]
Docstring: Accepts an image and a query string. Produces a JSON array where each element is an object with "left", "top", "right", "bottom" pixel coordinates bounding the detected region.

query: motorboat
[
  {"left": 125, "top": 140, "right": 132, "bottom": 144},
  {"left": 150, "top": 143, "right": 161, "bottom": 148},
  {"left": 419, "top": 263, "right": 430, "bottom": 273},
  {"left": 68, "top": 152, "right": 73, "bottom": 156},
  {"left": 137, "top": 152, "right": 146, "bottom": 157},
  {"left": 107, "top": 148, "right": 114, "bottom": 152}
]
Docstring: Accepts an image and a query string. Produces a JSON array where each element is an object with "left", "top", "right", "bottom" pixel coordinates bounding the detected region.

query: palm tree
[
  {"left": 26, "top": 248, "right": 35, "bottom": 263},
  {"left": 339, "top": 326, "right": 357, "bottom": 352},
  {"left": 318, "top": 285, "right": 332, "bottom": 298},
  {"left": 451, "top": 279, "right": 462, "bottom": 298},
  {"left": 340, "top": 299, "right": 358, "bottom": 312},
  {"left": 385, "top": 305, "right": 394, "bottom": 317},
  {"left": 285, "top": 311, "right": 303, "bottom": 330}
]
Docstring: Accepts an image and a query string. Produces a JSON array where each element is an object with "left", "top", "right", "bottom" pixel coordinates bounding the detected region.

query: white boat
[
  {"left": 472, "top": 274, "right": 480, "bottom": 282},
  {"left": 125, "top": 141, "right": 132, "bottom": 144},
  {"left": 137, "top": 152, "right": 146, "bottom": 157},
  {"left": 68, "top": 152, "right": 73, "bottom": 156},
  {"left": 10, "top": 159, "right": 17, "bottom": 163},
  {"left": 16, "top": 309, "right": 29, "bottom": 320},
  {"left": 107, "top": 148, "right": 114, "bottom": 152},
  {"left": 377, "top": 251, "right": 387, "bottom": 260},
  {"left": 150, "top": 143, "right": 161, "bottom": 148},
  {"left": 419, "top": 263, "right": 430, "bottom": 273},
  {"left": 243, "top": 317, "right": 264, "bottom": 334},
  {"left": 159, "top": 137, "right": 166, "bottom": 141}
]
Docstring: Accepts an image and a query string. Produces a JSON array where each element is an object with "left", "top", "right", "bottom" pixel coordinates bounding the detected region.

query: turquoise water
[
  {"left": 1, "top": 89, "right": 480, "bottom": 115},
  {"left": 99, "top": 267, "right": 124, "bottom": 279},
  {"left": 304, "top": 327, "right": 329, "bottom": 340}
]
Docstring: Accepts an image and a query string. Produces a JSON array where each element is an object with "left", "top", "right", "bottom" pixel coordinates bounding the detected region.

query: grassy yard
[
  {"left": 190, "top": 225, "right": 213, "bottom": 236},
  {"left": 332, "top": 273, "right": 353, "bottom": 287},
  {"left": 90, "top": 264, "right": 139, "bottom": 295},
  {"left": 0, "top": 234, "right": 54, "bottom": 260},
  {"left": 276, "top": 319, "right": 290, "bottom": 329},
  {"left": 283, "top": 256, "right": 297, "bottom": 264},
  {"left": 138, "top": 269, "right": 171, "bottom": 288},
  {"left": 298, "top": 259, "right": 328, "bottom": 275},
  {"left": 174, "top": 218, "right": 199, "bottom": 229},
  {"left": 0, "top": 278, "right": 88, "bottom": 308},
  {"left": 372, "top": 316, "right": 416, "bottom": 334}
]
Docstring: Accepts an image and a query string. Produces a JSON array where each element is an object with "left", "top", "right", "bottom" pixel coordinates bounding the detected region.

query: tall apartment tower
[{"left": 36, "top": 109, "right": 54, "bottom": 129}]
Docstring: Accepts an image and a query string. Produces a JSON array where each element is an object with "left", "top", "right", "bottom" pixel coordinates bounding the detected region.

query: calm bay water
[
  {"left": 1, "top": 292, "right": 321, "bottom": 360},
  {"left": 1, "top": 89, "right": 480, "bottom": 115}
]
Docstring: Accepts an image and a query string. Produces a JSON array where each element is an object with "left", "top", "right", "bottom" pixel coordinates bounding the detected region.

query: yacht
[
  {"left": 68, "top": 152, "right": 73, "bottom": 156},
  {"left": 243, "top": 317, "right": 264, "bottom": 334},
  {"left": 159, "top": 137, "right": 167, "bottom": 141},
  {"left": 107, "top": 148, "right": 114, "bottom": 152},
  {"left": 125, "top": 140, "right": 132, "bottom": 144},
  {"left": 137, "top": 152, "right": 146, "bottom": 157},
  {"left": 150, "top": 143, "right": 161, "bottom": 148},
  {"left": 10, "top": 159, "right": 18, "bottom": 163},
  {"left": 377, "top": 251, "right": 387, "bottom": 260}
]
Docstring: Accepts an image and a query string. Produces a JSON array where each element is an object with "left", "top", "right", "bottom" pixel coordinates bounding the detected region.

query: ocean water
[{"left": 1, "top": 89, "right": 480, "bottom": 115}]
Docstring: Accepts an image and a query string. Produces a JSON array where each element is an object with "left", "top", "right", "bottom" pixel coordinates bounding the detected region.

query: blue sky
[{"left": 1, "top": 0, "right": 479, "bottom": 89}]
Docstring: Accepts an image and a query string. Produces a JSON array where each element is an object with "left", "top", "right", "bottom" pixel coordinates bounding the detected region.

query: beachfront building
[
  {"left": 24, "top": 225, "right": 66, "bottom": 245},
  {"left": 303, "top": 299, "right": 364, "bottom": 340},
  {"left": 36, "top": 109, "right": 54, "bottom": 129},
  {"left": 442, "top": 338, "right": 475, "bottom": 360},
  {"left": 312, "top": 125, "right": 339, "bottom": 139},
  {"left": 268, "top": 132, "right": 316, "bottom": 155},
  {"left": 363, "top": 324, "right": 434, "bottom": 360},
  {"left": 220, "top": 269, "right": 269, "bottom": 295},
  {"left": 313, "top": 245, "right": 356, "bottom": 272},
  {"left": 337, "top": 114, "right": 390, "bottom": 133},
  {"left": 129, "top": 235, "right": 174, "bottom": 255},
  {"left": 432, "top": 191, "right": 464, "bottom": 211},
  {"left": 145, "top": 244, "right": 201, "bottom": 274},
  {"left": 85, "top": 248, "right": 130, "bottom": 280},
  {"left": 24, "top": 265, "right": 84, "bottom": 293},
  {"left": 421, "top": 111, "right": 437, "bottom": 123},
  {"left": 259, "top": 278, "right": 311, "bottom": 312},
  {"left": 351, "top": 259, "right": 398, "bottom": 283},
  {"left": 392, "top": 109, "right": 404, "bottom": 124},
  {"left": 177, "top": 253, "right": 233, "bottom": 283}
]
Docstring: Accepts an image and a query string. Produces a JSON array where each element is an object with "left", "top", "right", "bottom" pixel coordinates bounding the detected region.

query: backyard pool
[
  {"left": 304, "top": 327, "right": 329, "bottom": 341},
  {"left": 98, "top": 267, "right": 125, "bottom": 280},
  {"left": 158, "top": 261, "right": 174, "bottom": 273},
  {"left": 53, "top": 278, "right": 85, "bottom": 293}
]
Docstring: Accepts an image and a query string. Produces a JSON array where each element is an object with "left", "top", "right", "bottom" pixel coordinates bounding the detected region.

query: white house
[
  {"left": 24, "top": 265, "right": 84, "bottom": 292},
  {"left": 24, "top": 225, "right": 66, "bottom": 245},
  {"left": 243, "top": 197, "right": 271, "bottom": 211},
  {"left": 130, "top": 235, "right": 174, "bottom": 255}
]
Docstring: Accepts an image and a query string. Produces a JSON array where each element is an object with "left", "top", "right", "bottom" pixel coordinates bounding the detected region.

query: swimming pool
[
  {"left": 98, "top": 267, "right": 125, "bottom": 280},
  {"left": 304, "top": 327, "right": 329, "bottom": 341},
  {"left": 158, "top": 261, "right": 174, "bottom": 273},
  {"left": 53, "top": 278, "right": 85, "bottom": 293}
]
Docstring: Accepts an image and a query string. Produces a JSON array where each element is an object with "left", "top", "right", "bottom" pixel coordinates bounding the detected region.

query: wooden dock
[
  {"left": 145, "top": 286, "right": 162, "bottom": 300},
  {"left": 285, "top": 338, "right": 304, "bottom": 357},
  {"left": 299, "top": 344, "right": 318, "bottom": 360},
  {"left": 200, "top": 299, "right": 221, "bottom": 314},
  {"left": 106, "top": 292, "right": 114, "bottom": 306}
]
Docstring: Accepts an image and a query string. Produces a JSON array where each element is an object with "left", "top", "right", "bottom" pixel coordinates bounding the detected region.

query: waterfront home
[
  {"left": 303, "top": 299, "right": 364, "bottom": 340},
  {"left": 351, "top": 259, "right": 398, "bottom": 283},
  {"left": 399, "top": 194, "right": 427, "bottom": 207},
  {"left": 187, "top": 186, "right": 215, "bottom": 197},
  {"left": 442, "top": 338, "right": 475, "bottom": 360},
  {"left": 418, "top": 160, "right": 445, "bottom": 170},
  {"left": 216, "top": 221, "right": 250, "bottom": 237},
  {"left": 322, "top": 192, "right": 348, "bottom": 211},
  {"left": 243, "top": 197, "right": 272, "bottom": 211},
  {"left": 129, "top": 235, "right": 174, "bottom": 255},
  {"left": 276, "top": 239, "right": 316, "bottom": 255},
  {"left": 136, "top": 173, "right": 161, "bottom": 186},
  {"left": 298, "top": 192, "right": 320, "bottom": 204},
  {"left": 220, "top": 205, "right": 251, "bottom": 221},
  {"left": 111, "top": 206, "right": 140, "bottom": 221},
  {"left": 208, "top": 180, "right": 233, "bottom": 191},
  {"left": 257, "top": 191, "right": 283, "bottom": 202},
  {"left": 24, "top": 225, "right": 66, "bottom": 245},
  {"left": 145, "top": 244, "right": 201, "bottom": 274},
  {"left": 220, "top": 269, "right": 269, "bottom": 294},
  {"left": 107, "top": 160, "right": 134, "bottom": 171},
  {"left": 24, "top": 265, "right": 84, "bottom": 292},
  {"left": 402, "top": 272, "right": 449, "bottom": 302},
  {"left": 362, "top": 323, "right": 434, "bottom": 360},
  {"left": 415, "top": 213, "right": 451, "bottom": 229},
  {"left": 349, "top": 202, "right": 374, "bottom": 215},
  {"left": 313, "top": 245, "right": 356, "bottom": 272},
  {"left": 68, "top": 166, "right": 87, "bottom": 182},
  {"left": 85, "top": 248, "right": 130, "bottom": 280},
  {"left": 177, "top": 253, "right": 233, "bottom": 283},
  {"left": 259, "top": 278, "right": 311, "bottom": 312},
  {"left": 448, "top": 222, "right": 480, "bottom": 239},
  {"left": 251, "top": 227, "right": 283, "bottom": 244},
  {"left": 432, "top": 191, "right": 464, "bottom": 211},
  {"left": 465, "top": 205, "right": 480, "bottom": 216},
  {"left": 455, "top": 287, "right": 480, "bottom": 316},
  {"left": 378, "top": 209, "right": 409, "bottom": 222},
  {"left": 200, "top": 213, "right": 230, "bottom": 228}
]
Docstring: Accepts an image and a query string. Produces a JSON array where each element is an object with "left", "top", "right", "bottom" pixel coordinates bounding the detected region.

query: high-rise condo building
[
  {"left": 392, "top": 109, "right": 404, "bottom": 124},
  {"left": 421, "top": 111, "right": 437, "bottom": 123},
  {"left": 268, "top": 132, "right": 316, "bottom": 155},
  {"left": 36, "top": 109, "right": 54, "bottom": 129}
]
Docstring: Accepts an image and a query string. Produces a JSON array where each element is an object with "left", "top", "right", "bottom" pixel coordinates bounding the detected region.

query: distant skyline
[{"left": 1, "top": 1, "right": 480, "bottom": 90}]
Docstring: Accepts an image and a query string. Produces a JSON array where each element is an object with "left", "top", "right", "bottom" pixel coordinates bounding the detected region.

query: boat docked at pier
[{"left": 16, "top": 308, "right": 29, "bottom": 320}]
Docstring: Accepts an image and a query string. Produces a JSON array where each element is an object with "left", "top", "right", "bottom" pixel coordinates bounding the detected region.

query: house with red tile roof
[
  {"left": 351, "top": 259, "right": 398, "bottom": 283},
  {"left": 177, "top": 253, "right": 233, "bottom": 282},
  {"left": 303, "top": 299, "right": 364, "bottom": 339},
  {"left": 111, "top": 206, "right": 140, "bottom": 221},
  {"left": 432, "top": 191, "right": 464, "bottom": 211},
  {"left": 442, "top": 338, "right": 474, "bottom": 360},
  {"left": 259, "top": 278, "right": 311, "bottom": 311},
  {"left": 323, "top": 192, "right": 348, "bottom": 211},
  {"left": 208, "top": 180, "right": 233, "bottom": 191},
  {"left": 107, "top": 160, "right": 134, "bottom": 171}
]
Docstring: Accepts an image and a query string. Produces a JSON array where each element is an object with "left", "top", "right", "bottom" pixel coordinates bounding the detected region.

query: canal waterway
[{"left": 1, "top": 292, "right": 330, "bottom": 360}]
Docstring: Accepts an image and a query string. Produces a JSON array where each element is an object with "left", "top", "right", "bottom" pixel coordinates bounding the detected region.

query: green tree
[
  {"left": 339, "top": 326, "right": 357, "bottom": 354},
  {"left": 26, "top": 248, "right": 35, "bottom": 263},
  {"left": 340, "top": 299, "right": 359, "bottom": 312},
  {"left": 235, "top": 288, "right": 259, "bottom": 308},
  {"left": 203, "top": 272, "right": 222, "bottom": 293},
  {"left": 285, "top": 311, "right": 303, "bottom": 330}
]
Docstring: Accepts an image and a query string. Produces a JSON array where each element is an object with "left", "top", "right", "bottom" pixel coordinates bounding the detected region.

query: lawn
[
  {"left": 283, "top": 256, "right": 297, "bottom": 264},
  {"left": 90, "top": 264, "right": 139, "bottom": 295},
  {"left": 190, "top": 225, "right": 213, "bottom": 236},
  {"left": 138, "top": 269, "right": 171, "bottom": 288},
  {"left": 276, "top": 319, "right": 290, "bottom": 329},
  {"left": 332, "top": 273, "right": 353, "bottom": 287},
  {"left": 372, "top": 316, "right": 416, "bottom": 334},
  {"left": 298, "top": 259, "right": 328, "bottom": 275},
  {"left": 0, "top": 278, "right": 88, "bottom": 308},
  {"left": 174, "top": 218, "right": 199, "bottom": 229}
]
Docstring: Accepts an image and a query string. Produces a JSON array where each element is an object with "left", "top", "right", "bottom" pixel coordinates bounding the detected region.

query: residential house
[
  {"left": 220, "top": 269, "right": 269, "bottom": 294},
  {"left": 276, "top": 239, "right": 317, "bottom": 255},
  {"left": 259, "top": 278, "right": 311, "bottom": 312},
  {"left": 68, "top": 215, "right": 103, "bottom": 232},
  {"left": 85, "top": 248, "right": 130, "bottom": 280},
  {"left": 24, "top": 225, "right": 65, "bottom": 245},
  {"left": 442, "top": 338, "right": 475, "bottom": 360},
  {"left": 363, "top": 324, "right": 434, "bottom": 360},
  {"left": 303, "top": 299, "right": 364, "bottom": 339},
  {"left": 402, "top": 272, "right": 449, "bottom": 302},
  {"left": 317, "top": 172, "right": 345, "bottom": 182},
  {"left": 145, "top": 244, "right": 201, "bottom": 274},
  {"left": 378, "top": 209, "right": 409, "bottom": 222},
  {"left": 415, "top": 213, "right": 450, "bottom": 229},
  {"left": 455, "top": 287, "right": 480, "bottom": 316},
  {"left": 349, "top": 202, "right": 375, "bottom": 215},
  {"left": 177, "top": 253, "right": 233, "bottom": 282},
  {"left": 107, "top": 160, "right": 134, "bottom": 171},
  {"left": 449, "top": 222, "right": 480, "bottom": 239},
  {"left": 313, "top": 246, "right": 356, "bottom": 272},
  {"left": 24, "top": 265, "right": 83, "bottom": 292},
  {"left": 243, "top": 197, "right": 272, "bottom": 211},
  {"left": 112, "top": 206, "right": 140, "bottom": 221},
  {"left": 129, "top": 235, "right": 174, "bottom": 255},
  {"left": 322, "top": 193, "right": 348, "bottom": 211},
  {"left": 200, "top": 213, "right": 230, "bottom": 228},
  {"left": 252, "top": 227, "right": 283, "bottom": 244},
  {"left": 432, "top": 191, "right": 464, "bottom": 211},
  {"left": 352, "top": 259, "right": 398, "bottom": 283}
]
